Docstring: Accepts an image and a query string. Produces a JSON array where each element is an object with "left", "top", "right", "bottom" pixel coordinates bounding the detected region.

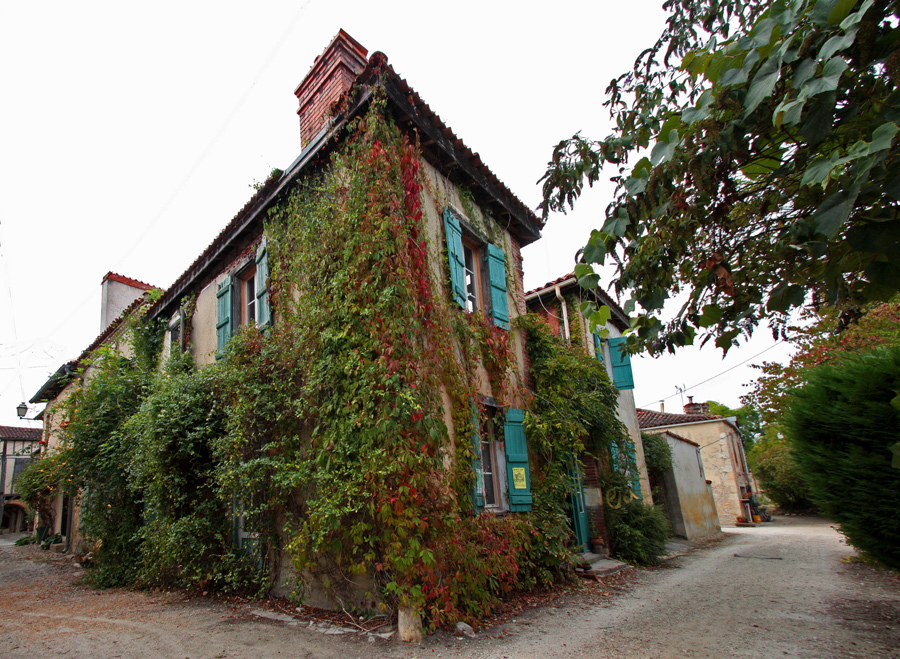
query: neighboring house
[
  {"left": 0, "top": 425, "right": 41, "bottom": 533},
  {"left": 524, "top": 273, "right": 651, "bottom": 554},
  {"left": 29, "top": 274, "right": 156, "bottom": 547},
  {"left": 649, "top": 431, "right": 721, "bottom": 540},
  {"left": 638, "top": 399, "right": 754, "bottom": 524}
]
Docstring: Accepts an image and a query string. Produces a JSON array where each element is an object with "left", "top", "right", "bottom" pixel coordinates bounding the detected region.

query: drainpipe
[{"left": 555, "top": 286, "right": 570, "bottom": 343}]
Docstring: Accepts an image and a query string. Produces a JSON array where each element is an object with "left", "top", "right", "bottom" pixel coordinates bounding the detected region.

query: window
[
  {"left": 238, "top": 267, "right": 257, "bottom": 326},
  {"left": 169, "top": 311, "right": 184, "bottom": 352},
  {"left": 471, "top": 406, "right": 532, "bottom": 514},
  {"left": 217, "top": 239, "right": 271, "bottom": 358},
  {"left": 444, "top": 208, "right": 509, "bottom": 329}
]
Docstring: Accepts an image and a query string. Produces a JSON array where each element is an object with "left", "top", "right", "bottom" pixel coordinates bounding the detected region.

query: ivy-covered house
[
  {"left": 524, "top": 273, "right": 651, "bottom": 554},
  {"left": 21, "top": 31, "right": 632, "bottom": 633}
]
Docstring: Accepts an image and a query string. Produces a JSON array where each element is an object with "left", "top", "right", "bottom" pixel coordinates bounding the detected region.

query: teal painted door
[{"left": 567, "top": 459, "right": 591, "bottom": 553}]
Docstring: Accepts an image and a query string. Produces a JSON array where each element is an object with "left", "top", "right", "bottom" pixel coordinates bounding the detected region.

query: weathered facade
[
  {"left": 638, "top": 402, "right": 754, "bottom": 524},
  {"left": 0, "top": 425, "right": 41, "bottom": 533},
  {"left": 653, "top": 431, "right": 721, "bottom": 540},
  {"left": 525, "top": 274, "right": 651, "bottom": 554}
]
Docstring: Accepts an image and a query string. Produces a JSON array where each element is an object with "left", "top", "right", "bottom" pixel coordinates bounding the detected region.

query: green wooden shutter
[
  {"left": 471, "top": 407, "right": 485, "bottom": 514},
  {"left": 486, "top": 243, "right": 510, "bottom": 329},
  {"left": 504, "top": 408, "right": 532, "bottom": 512},
  {"left": 443, "top": 209, "right": 466, "bottom": 309},
  {"left": 255, "top": 240, "right": 271, "bottom": 327},
  {"left": 216, "top": 276, "right": 233, "bottom": 359},
  {"left": 607, "top": 337, "right": 635, "bottom": 390},
  {"left": 593, "top": 333, "right": 604, "bottom": 364}
]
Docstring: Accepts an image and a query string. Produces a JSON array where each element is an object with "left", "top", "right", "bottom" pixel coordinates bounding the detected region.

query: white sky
[{"left": 0, "top": 0, "right": 794, "bottom": 428}]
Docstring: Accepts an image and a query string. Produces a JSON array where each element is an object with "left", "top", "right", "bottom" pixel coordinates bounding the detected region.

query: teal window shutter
[
  {"left": 216, "top": 276, "right": 233, "bottom": 359},
  {"left": 471, "top": 407, "right": 485, "bottom": 514},
  {"left": 607, "top": 337, "right": 635, "bottom": 390},
  {"left": 443, "top": 209, "right": 466, "bottom": 309},
  {"left": 593, "top": 333, "right": 604, "bottom": 364},
  {"left": 255, "top": 240, "right": 271, "bottom": 327},
  {"left": 504, "top": 408, "right": 532, "bottom": 512},
  {"left": 486, "top": 244, "right": 510, "bottom": 329}
]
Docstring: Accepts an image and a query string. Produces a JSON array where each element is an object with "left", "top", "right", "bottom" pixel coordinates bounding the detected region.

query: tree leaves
[{"left": 540, "top": 0, "right": 900, "bottom": 353}]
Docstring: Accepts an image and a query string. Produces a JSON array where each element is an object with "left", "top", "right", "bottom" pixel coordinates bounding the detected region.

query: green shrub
[
  {"left": 606, "top": 500, "right": 670, "bottom": 566},
  {"left": 641, "top": 432, "right": 672, "bottom": 472},
  {"left": 747, "top": 426, "right": 814, "bottom": 513},
  {"left": 784, "top": 347, "right": 900, "bottom": 568}
]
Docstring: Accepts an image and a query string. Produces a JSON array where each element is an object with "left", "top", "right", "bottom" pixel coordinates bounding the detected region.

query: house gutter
[
  {"left": 644, "top": 417, "right": 742, "bottom": 435},
  {"left": 524, "top": 278, "right": 577, "bottom": 302}
]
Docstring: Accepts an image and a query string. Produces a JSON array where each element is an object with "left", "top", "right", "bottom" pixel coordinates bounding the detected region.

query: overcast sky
[{"left": 0, "top": 0, "right": 794, "bottom": 428}]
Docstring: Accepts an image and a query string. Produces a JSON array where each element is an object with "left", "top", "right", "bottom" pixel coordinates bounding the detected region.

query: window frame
[{"left": 443, "top": 207, "right": 509, "bottom": 329}]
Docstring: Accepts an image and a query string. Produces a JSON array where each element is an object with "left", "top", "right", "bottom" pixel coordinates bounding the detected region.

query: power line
[
  {"left": 35, "top": 1, "right": 315, "bottom": 347},
  {"left": 639, "top": 340, "right": 786, "bottom": 408}
]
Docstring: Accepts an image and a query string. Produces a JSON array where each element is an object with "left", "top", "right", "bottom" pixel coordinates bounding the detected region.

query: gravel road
[{"left": 2, "top": 516, "right": 897, "bottom": 658}]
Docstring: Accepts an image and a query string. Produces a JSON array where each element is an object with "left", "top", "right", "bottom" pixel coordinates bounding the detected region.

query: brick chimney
[
  {"left": 684, "top": 396, "right": 710, "bottom": 415},
  {"left": 294, "top": 30, "right": 368, "bottom": 147}
]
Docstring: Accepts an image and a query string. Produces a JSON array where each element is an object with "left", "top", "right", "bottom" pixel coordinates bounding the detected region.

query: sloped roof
[
  {"left": 525, "top": 272, "right": 629, "bottom": 331},
  {"left": 657, "top": 429, "right": 701, "bottom": 447},
  {"left": 637, "top": 408, "right": 723, "bottom": 429},
  {"left": 102, "top": 272, "right": 155, "bottom": 290},
  {"left": 30, "top": 293, "right": 154, "bottom": 404},
  {"left": 0, "top": 425, "right": 41, "bottom": 441},
  {"left": 149, "top": 46, "right": 543, "bottom": 320}
]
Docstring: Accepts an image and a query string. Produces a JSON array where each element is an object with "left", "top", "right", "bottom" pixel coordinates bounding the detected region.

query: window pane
[
  {"left": 463, "top": 244, "right": 478, "bottom": 313},
  {"left": 246, "top": 275, "right": 256, "bottom": 324}
]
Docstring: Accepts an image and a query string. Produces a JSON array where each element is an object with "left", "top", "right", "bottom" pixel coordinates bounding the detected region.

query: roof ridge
[{"left": 103, "top": 272, "right": 155, "bottom": 290}]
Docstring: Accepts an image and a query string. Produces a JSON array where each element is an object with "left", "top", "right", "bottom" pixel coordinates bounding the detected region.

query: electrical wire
[
  {"left": 638, "top": 340, "right": 786, "bottom": 409},
  {"left": 34, "top": 0, "right": 315, "bottom": 347}
]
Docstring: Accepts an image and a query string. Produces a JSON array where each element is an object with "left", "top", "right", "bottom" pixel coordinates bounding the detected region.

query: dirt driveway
[{"left": 2, "top": 516, "right": 898, "bottom": 659}]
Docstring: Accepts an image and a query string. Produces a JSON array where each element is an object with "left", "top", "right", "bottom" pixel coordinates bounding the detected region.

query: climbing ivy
[{"left": 24, "top": 98, "right": 629, "bottom": 629}]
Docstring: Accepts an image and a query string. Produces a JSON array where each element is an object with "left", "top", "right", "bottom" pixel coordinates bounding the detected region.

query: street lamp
[{"left": 16, "top": 402, "right": 27, "bottom": 419}]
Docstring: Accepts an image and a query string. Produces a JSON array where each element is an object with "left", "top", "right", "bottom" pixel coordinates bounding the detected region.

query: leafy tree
[
  {"left": 707, "top": 400, "right": 762, "bottom": 449},
  {"left": 784, "top": 347, "right": 900, "bottom": 567},
  {"left": 747, "top": 424, "right": 815, "bottom": 511},
  {"left": 744, "top": 298, "right": 900, "bottom": 422},
  {"left": 541, "top": 0, "right": 900, "bottom": 354}
]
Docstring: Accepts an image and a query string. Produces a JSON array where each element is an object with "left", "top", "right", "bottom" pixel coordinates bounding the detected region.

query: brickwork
[{"left": 294, "top": 30, "right": 368, "bottom": 146}]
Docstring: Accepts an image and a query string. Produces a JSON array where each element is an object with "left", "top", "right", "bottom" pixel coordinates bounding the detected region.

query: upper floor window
[
  {"left": 217, "top": 239, "right": 271, "bottom": 358},
  {"left": 443, "top": 208, "right": 509, "bottom": 329},
  {"left": 238, "top": 267, "right": 257, "bottom": 326}
]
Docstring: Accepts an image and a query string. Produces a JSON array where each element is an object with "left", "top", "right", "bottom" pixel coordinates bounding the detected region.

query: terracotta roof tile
[
  {"left": 525, "top": 272, "right": 629, "bottom": 330},
  {"left": 0, "top": 425, "right": 41, "bottom": 440},
  {"left": 102, "top": 272, "right": 155, "bottom": 291},
  {"left": 637, "top": 408, "right": 722, "bottom": 429}
]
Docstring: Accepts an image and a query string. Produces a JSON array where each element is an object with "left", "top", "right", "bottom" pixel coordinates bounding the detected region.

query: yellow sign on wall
[{"left": 512, "top": 467, "right": 527, "bottom": 490}]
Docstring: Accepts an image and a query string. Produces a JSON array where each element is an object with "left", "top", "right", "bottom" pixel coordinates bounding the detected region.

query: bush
[
  {"left": 747, "top": 426, "right": 815, "bottom": 514},
  {"left": 784, "top": 347, "right": 900, "bottom": 568},
  {"left": 641, "top": 432, "right": 672, "bottom": 472},
  {"left": 606, "top": 500, "right": 670, "bottom": 566}
]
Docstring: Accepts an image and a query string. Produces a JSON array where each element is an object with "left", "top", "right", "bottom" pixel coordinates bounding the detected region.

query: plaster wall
[
  {"left": 648, "top": 421, "right": 750, "bottom": 523},
  {"left": 663, "top": 434, "right": 721, "bottom": 539},
  {"left": 418, "top": 159, "right": 528, "bottom": 406},
  {"left": 100, "top": 279, "right": 146, "bottom": 331}
]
